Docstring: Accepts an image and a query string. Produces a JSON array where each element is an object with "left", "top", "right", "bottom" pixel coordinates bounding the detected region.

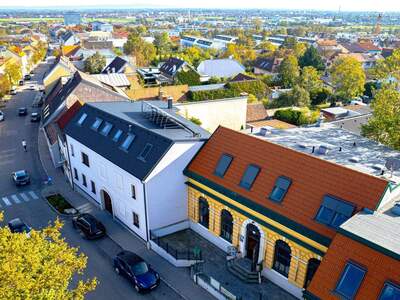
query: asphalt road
[{"left": 0, "top": 62, "right": 183, "bottom": 300}]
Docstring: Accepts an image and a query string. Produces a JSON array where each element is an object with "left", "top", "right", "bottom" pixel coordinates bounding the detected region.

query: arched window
[
  {"left": 198, "top": 197, "right": 209, "bottom": 229},
  {"left": 304, "top": 258, "right": 321, "bottom": 288},
  {"left": 220, "top": 210, "right": 233, "bottom": 242},
  {"left": 273, "top": 240, "right": 291, "bottom": 278}
]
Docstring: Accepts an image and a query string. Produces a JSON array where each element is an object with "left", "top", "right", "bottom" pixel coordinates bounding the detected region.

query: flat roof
[
  {"left": 340, "top": 207, "right": 400, "bottom": 256},
  {"left": 251, "top": 123, "right": 400, "bottom": 183},
  {"left": 88, "top": 101, "right": 210, "bottom": 142}
]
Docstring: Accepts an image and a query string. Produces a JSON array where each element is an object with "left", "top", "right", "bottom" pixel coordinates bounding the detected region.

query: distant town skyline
[{"left": 0, "top": 0, "right": 399, "bottom": 12}]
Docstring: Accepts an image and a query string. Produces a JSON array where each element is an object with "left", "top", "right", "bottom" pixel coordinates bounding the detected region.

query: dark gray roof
[
  {"left": 254, "top": 57, "right": 280, "bottom": 72},
  {"left": 102, "top": 56, "right": 128, "bottom": 74},
  {"left": 159, "top": 57, "right": 186, "bottom": 76},
  {"left": 64, "top": 101, "right": 209, "bottom": 180},
  {"left": 61, "top": 31, "right": 74, "bottom": 42}
]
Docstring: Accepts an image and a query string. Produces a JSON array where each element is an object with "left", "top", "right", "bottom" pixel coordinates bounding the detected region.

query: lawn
[{"left": 46, "top": 194, "right": 74, "bottom": 214}]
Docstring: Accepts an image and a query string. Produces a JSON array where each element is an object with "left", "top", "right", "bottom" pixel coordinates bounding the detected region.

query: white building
[{"left": 63, "top": 100, "right": 209, "bottom": 241}]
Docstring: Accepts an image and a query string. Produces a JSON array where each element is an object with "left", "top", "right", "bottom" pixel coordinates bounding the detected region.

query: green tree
[
  {"left": 299, "top": 66, "right": 323, "bottom": 93},
  {"left": 84, "top": 52, "right": 106, "bottom": 74},
  {"left": 330, "top": 56, "right": 366, "bottom": 100},
  {"left": 4, "top": 61, "right": 22, "bottom": 85},
  {"left": 299, "top": 46, "right": 325, "bottom": 71},
  {"left": 0, "top": 214, "right": 97, "bottom": 299},
  {"left": 153, "top": 32, "right": 172, "bottom": 56},
  {"left": 279, "top": 54, "right": 300, "bottom": 88},
  {"left": 222, "top": 44, "right": 256, "bottom": 65},
  {"left": 247, "top": 94, "right": 257, "bottom": 103},
  {"left": 0, "top": 75, "right": 11, "bottom": 98},
  {"left": 124, "top": 33, "right": 156, "bottom": 67},
  {"left": 362, "top": 85, "right": 400, "bottom": 149},
  {"left": 372, "top": 48, "right": 400, "bottom": 82},
  {"left": 290, "top": 85, "right": 311, "bottom": 107},
  {"left": 257, "top": 41, "right": 277, "bottom": 53}
]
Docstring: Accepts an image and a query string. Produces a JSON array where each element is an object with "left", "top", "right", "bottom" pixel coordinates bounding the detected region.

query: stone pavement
[
  {"left": 161, "top": 229, "right": 297, "bottom": 300},
  {"left": 37, "top": 128, "right": 214, "bottom": 300}
]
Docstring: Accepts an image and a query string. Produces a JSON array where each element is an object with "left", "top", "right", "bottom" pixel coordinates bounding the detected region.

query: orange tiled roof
[
  {"left": 186, "top": 127, "right": 388, "bottom": 240},
  {"left": 317, "top": 39, "right": 337, "bottom": 47},
  {"left": 307, "top": 233, "right": 400, "bottom": 299},
  {"left": 247, "top": 119, "right": 296, "bottom": 129},
  {"left": 246, "top": 103, "right": 268, "bottom": 123},
  {"left": 358, "top": 42, "right": 380, "bottom": 51}
]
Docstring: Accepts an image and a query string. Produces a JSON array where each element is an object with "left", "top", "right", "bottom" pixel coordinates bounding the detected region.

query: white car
[
  {"left": 0, "top": 110, "right": 4, "bottom": 121},
  {"left": 29, "top": 85, "right": 36, "bottom": 91}
]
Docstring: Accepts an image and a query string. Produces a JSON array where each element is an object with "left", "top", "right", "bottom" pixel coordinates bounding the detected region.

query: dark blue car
[{"left": 113, "top": 250, "right": 160, "bottom": 292}]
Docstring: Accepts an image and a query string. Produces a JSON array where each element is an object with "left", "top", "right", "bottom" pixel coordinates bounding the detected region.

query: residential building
[
  {"left": 60, "top": 31, "right": 80, "bottom": 46},
  {"left": 64, "top": 12, "right": 82, "bottom": 26},
  {"left": 91, "top": 21, "right": 113, "bottom": 32},
  {"left": 184, "top": 125, "right": 400, "bottom": 298},
  {"left": 159, "top": 57, "right": 194, "bottom": 83},
  {"left": 197, "top": 59, "right": 245, "bottom": 80},
  {"left": 64, "top": 101, "right": 209, "bottom": 241},
  {"left": 102, "top": 56, "right": 135, "bottom": 74},
  {"left": 253, "top": 57, "right": 282, "bottom": 76},
  {"left": 43, "top": 56, "right": 76, "bottom": 94}
]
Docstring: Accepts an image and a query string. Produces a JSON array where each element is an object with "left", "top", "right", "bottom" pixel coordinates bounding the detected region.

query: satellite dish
[{"left": 385, "top": 158, "right": 400, "bottom": 177}]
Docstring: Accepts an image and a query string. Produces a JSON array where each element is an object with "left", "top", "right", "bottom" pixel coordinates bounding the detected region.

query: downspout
[
  {"left": 142, "top": 181, "right": 150, "bottom": 242},
  {"left": 65, "top": 137, "right": 75, "bottom": 191}
]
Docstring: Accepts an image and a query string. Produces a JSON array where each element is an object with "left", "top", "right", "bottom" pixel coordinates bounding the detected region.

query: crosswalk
[{"left": 0, "top": 190, "right": 39, "bottom": 208}]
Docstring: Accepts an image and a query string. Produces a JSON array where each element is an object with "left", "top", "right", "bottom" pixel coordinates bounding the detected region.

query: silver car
[{"left": 0, "top": 110, "right": 4, "bottom": 121}]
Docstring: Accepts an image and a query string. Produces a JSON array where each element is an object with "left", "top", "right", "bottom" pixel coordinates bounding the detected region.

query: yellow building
[
  {"left": 43, "top": 56, "right": 76, "bottom": 94},
  {"left": 184, "top": 126, "right": 390, "bottom": 298}
]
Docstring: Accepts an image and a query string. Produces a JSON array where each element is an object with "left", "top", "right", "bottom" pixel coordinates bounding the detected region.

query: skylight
[
  {"left": 120, "top": 134, "right": 135, "bottom": 151},
  {"left": 100, "top": 122, "right": 113, "bottom": 136},
  {"left": 138, "top": 143, "right": 153, "bottom": 161},
  {"left": 77, "top": 113, "right": 87, "bottom": 126},
  {"left": 269, "top": 176, "right": 292, "bottom": 203},
  {"left": 214, "top": 154, "right": 233, "bottom": 178},
  {"left": 91, "top": 118, "right": 103, "bottom": 131},
  {"left": 112, "top": 129, "right": 123, "bottom": 142},
  {"left": 239, "top": 164, "right": 260, "bottom": 190}
]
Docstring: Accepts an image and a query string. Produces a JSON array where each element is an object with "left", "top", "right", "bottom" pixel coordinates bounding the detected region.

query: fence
[
  {"left": 150, "top": 233, "right": 202, "bottom": 261},
  {"left": 192, "top": 270, "right": 241, "bottom": 300}
]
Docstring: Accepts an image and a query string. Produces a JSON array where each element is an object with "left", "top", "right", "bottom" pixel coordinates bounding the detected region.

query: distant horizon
[{"left": 0, "top": 1, "right": 398, "bottom": 13}]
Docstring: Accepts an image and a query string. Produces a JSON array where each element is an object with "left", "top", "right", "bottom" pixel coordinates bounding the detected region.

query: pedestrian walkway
[
  {"left": 37, "top": 129, "right": 214, "bottom": 300},
  {"left": 0, "top": 190, "right": 39, "bottom": 208}
]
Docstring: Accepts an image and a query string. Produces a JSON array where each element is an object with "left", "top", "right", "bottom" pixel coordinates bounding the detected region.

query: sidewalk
[{"left": 37, "top": 129, "right": 214, "bottom": 300}]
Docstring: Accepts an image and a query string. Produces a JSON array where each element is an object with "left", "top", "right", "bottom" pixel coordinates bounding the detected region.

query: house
[
  {"left": 60, "top": 31, "right": 80, "bottom": 46},
  {"left": 340, "top": 42, "right": 381, "bottom": 54},
  {"left": 229, "top": 73, "right": 257, "bottom": 83},
  {"left": 305, "top": 206, "right": 400, "bottom": 300},
  {"left": 92, "top": 73, "right": 131, "bottom": 89},
  {"left": 180, "top": 35, "right": 225, "bottom": 51},
  {"left": 102, "top": 56, "right": 135, "bottom": 74},
  {"left": 91, "top": 21, "right": 113, "bottom": 33},
  {"left": 159, "top": 57, "right": 195, "bottom": 83},
  {"left": 42, "top": 71, "right": 129, "bottom": 167},
  {"left": 61, "top": 45, "right": 82, "bottom": 60},
  {"left": 197, "top": 59, "right": 245, "bottom": 80},
  {"left": 81, "top": 39, "right": 113, "bottom": 50},
  {"left": 253, "top": 57, "right": 282, "bottom": 76},
  {"left": 63, "top": 100, "right": 210, "bottom": 241},
  {"left": 184, "top": 125, "right": 400, "bottom": 298},
  {"left": 246, "top": 102, "right": 268, "bottom": 124},
  {"left": 43, "top": 56, "right": 76, "bottom": 94}
]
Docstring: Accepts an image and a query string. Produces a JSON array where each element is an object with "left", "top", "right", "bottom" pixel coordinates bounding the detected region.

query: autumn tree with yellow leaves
[{"left": 0, "top": 213, "right": 97, "bottom": 299}]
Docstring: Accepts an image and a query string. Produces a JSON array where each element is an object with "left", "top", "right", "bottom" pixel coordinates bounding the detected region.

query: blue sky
[{"left": 0, "top": 0, "right": 398, "bottom": 12}]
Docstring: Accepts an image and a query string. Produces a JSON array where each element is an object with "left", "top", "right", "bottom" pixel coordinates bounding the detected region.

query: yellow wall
[
  {"left": 187, "top": 181, "right": 324, "bottom": 289},
  {"left": 44, "top": 65, "right": 71, "bottom": 94}
]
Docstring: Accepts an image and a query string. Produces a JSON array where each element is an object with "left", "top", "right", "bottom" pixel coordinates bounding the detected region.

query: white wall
[
  {"left": 145, "top": 141, "right": 204, "bottom": 231},
  {"left": 66, "top": 135, "right": 147, "bottom": 240},
  {"left": 175, "top": 97, "right": 248, "bottom": 133}
]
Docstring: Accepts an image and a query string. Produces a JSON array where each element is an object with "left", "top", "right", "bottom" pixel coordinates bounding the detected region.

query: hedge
[
  {"left": 275, "top": 108, "right": 319, "bottom": 126},
  {"left": 177, "top": 70, "right": 201, "bottom": 86}
]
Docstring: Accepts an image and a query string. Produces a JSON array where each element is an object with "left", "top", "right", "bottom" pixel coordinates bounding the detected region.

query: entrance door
[
  {"left": 103, "top": 190, "right": 113, "bottom": 214},
  {"left": 304, "top": 258, "right": 321, "bottom": 288},
  {"left": 245, "top": 223, "right": 260, "bottom": 269}
]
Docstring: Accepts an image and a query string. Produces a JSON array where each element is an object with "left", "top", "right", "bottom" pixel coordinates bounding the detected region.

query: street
[{"left": 0, "top": 62, "right": 184, "bottom": 300}]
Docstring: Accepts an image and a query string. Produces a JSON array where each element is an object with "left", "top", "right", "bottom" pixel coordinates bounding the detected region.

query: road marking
[
  {"left": 11, "top": 194, "right": 21, "bottom": 204},
  {"left": 2, "top": 197, "right": 12, "bottom": 206},
  {"left": 20, "top": 192, "right": 30, "bottom": 202},
  {"left": 29, "top": 191, "right": 39, "bottom": 200}
]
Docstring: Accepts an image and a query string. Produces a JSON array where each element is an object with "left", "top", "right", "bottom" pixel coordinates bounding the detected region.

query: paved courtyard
[{"left": 160, "top": 229, "right": 297, "bottom": 300}]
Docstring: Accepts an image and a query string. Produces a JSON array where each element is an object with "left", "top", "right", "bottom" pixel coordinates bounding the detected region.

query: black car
[
  {"left": 113, "top": 251, "right": 160, "bottom": 292},
  {"left": 30, "top": 112, "right": 41, "bottom": 122},
  {"left": 12, "top": 170, "right": 30, "bottom": 186},
  {"left": 8, "top": 218, "right": 31, "bottom": 234},
  {"left": 18, "top": 107, "right": 27, "bottom": 116},
  {"left": 24, "top": 74, "right": 31, "bottom": 81},
  {"left": 72, "top": 213, "right": 106, "bottom": 239}
]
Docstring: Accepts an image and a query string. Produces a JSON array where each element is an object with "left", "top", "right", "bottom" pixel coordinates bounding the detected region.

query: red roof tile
[{"left": 186, "top": 127, "right": 388, "bottom": 240}]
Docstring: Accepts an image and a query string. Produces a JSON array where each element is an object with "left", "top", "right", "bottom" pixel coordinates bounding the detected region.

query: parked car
[
  {"left": 18, "top": 107, "right": 27, "bottom": 116},
  {"left": 24, "top": 74, "right": 31, "bottom": 81},
  {"left": 113, "top": 250, "right": 160, "bottom": 292},
  {"left": 18, "top": 80, "right": 24, "bottom": 86},
  {"left": 0, "top": 110, "right": 4, "bottom": 121},
  {"left": 30, "top": 112, "right": 41, "bottom": 122},
  {"left": 72, "top": 213, "right": 106, "bottom": 240},
  {"left": 12, "top": 170, "right": 30, "bottom": 186},
  {"left": 10, "top": 89, "right": 17, "bottom": 95},
  {"left": 8, "top": 218, "right": 31, "bottom": 234},
  {"left": 28, "top": 85, "right": 36, "bottom": 91}
]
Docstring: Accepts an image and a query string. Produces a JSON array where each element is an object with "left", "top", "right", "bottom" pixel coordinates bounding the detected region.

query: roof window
[
  {"left": 335, "top": 262, "right": 366, "bottom": 299},
  {"left": 100, "top": 122, "right": 113, "bottom": 136},
  {"left": 269, "top": 176, "right": 292, "bottom": 203},
  {"left": 214, "top": 154, "right": 233, "bottom": 178},
  {"left": 379, "top": 282, "right": 400, "bottom": 300},
  {"left": 77, "top": 113, "right": 87, "bottom": 126},
  {"left": 120, "top": 134, "right": 135, "bottom": 151},
  {"left": 91, "top": 117, "right": 103, "bottom": 131},
  {"left": 138, "top": 143, "right": 153, "bottom": 161},
  {"left": 112, "top": 129, "right": 123, "bottom": 142},
  {"left": 315, "top": 195, "right": 355, "bottom": 229},
  {"left": 239, "top": 164, "right": 260, "bottom": 190}
]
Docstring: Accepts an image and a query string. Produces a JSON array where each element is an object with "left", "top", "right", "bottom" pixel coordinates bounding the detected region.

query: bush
[
  {"left": 310, "top": 87, "right": 332, "bottom": 106},
  {"left": 46, "top": 194, "right": 74, "bottom": 214},
  {"left": 275, "top": 108, "right": 319, "bottom": 126},
  {"left": 176, "top": 70, "right": 201, "bottom": 86},
  {"left": 188, "top": 88, "right": 240, "bottom": 102},
  {"left": 189, "top": 116, "right": 202, "bottom": 125},
  {"left": 226, "top": 80, "right": 269, "bottom": 99}
]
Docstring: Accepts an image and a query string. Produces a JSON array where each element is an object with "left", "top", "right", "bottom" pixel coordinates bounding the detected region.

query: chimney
[{"left": 167, "top": 96, "right": 173, "bottom": 109}]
